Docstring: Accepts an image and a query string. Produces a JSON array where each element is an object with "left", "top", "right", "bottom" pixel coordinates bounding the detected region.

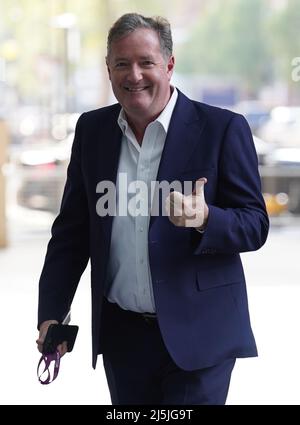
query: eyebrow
[
  {"left": 139, "top": 56, "right": 155, "bottom": 60},
  {"left": 113, "top": 57, "right": 129, "bottom": 62},
  {"left": 113, "top": 55, "right": 155, "bottom": 62}
]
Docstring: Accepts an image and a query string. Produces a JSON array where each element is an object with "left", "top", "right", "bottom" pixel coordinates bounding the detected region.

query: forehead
[{"left": 110, "top": 28, "right": 162, "bottom": 58}]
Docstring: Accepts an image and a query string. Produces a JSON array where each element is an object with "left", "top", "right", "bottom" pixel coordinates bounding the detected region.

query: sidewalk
[
  {"left": 0, "top": 207, "right": 110, "bottom": 405},
  {"left": 1, "top": 206, "right": 300, "bottom": 404}
]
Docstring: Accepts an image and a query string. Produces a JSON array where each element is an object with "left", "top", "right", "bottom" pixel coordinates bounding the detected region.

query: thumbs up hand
[{"left": 165, "top": 178, "right": 209, "bottom": 229}]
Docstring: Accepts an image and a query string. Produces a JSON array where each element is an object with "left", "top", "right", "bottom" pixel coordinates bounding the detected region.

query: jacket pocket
[
  {"left": 196, "top": 272, "right": 241, "bottom": 291},
  {"left": 195, "top": 255, "right": 245, "bottom": 291}
]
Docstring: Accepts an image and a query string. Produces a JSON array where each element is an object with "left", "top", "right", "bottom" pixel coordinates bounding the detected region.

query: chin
[{"left": 127, "top": 101, "right": 150, "bottom": 112}]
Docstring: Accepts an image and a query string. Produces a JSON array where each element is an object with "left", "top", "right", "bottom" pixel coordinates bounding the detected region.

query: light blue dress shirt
[{"left": 105, "top": 88, "right": 178, "bottom": 313}]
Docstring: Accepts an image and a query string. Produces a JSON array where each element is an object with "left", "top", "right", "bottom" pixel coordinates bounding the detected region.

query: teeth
[{"left": 125, "top": 87, "right": 146, "bottom": 92}]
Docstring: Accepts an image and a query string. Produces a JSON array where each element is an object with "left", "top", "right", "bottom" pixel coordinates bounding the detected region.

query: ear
[{"left": 166, "top": 55, "right": 175, "bottom": 80}]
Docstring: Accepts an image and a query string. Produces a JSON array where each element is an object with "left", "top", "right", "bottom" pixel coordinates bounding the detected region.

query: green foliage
[
  {"left": 1, "top": 0, "right": 300, "bottom": 104},
  {"left": 0, "top": 0, "right": 173, "bottom": 102},
  {"left": 177, "top": 0, "right": 271, "bottom": 94},
  {"left": 270, "top": 0, "right": 300, "bottom": 78}
]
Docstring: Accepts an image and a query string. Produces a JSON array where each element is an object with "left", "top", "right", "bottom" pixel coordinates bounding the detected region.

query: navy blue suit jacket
[{"left": 38, "top": 90, "right": 269, "bottom": 370}]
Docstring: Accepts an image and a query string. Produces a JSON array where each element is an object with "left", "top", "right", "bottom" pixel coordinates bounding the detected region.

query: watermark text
[
  {"left": 291, "top": 57, "right": 300, "bottom": 82},
  {"left": 95, "top": 174, "right": 200, "bottom": 224}
]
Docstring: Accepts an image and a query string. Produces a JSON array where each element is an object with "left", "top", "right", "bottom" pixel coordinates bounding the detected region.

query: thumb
[{"left": 192, "top": 178, "right": 207, "bottom": 196}]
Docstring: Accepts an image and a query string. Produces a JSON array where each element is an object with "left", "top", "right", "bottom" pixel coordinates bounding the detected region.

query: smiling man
[
  {"left": 37, "top": 13, "right": 269, "bottom": 405},
  {"left": 106, "top": 25, "right": 174, "bottom": 143}
]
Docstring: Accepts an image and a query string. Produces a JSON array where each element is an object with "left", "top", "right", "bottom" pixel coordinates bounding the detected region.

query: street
[{"left": 0, "top": 205, "right": 300, "bottom": 405}]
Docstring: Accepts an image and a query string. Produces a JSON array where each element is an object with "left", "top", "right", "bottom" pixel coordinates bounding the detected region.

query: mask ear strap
[{"left": 37, "top": 351, "right": 61, "bottom": 385}]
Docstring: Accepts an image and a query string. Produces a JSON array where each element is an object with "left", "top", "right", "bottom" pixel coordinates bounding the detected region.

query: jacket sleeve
[
  {"left": 194, "top": 114, "right": 269, "bottom": 255},
  {"left": 38, "top": 114, "right": 90, "bottom": 327}
]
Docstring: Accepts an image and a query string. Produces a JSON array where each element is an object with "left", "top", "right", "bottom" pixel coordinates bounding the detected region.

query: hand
[
  {"left": 36, "top": 320, "right": 68, "bottom": 357},
  {"left": 165, "top": 178, "right": 209, "bottom": 228}
]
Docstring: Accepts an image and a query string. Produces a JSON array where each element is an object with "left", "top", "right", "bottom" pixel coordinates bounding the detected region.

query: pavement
[{"left": 1, "top": 203, "right": 300, "bottom": 405}]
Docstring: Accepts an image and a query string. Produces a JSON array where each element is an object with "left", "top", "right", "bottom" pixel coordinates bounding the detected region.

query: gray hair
[{"left": 107, "top": 13, "right": 173, "bottom": 60}]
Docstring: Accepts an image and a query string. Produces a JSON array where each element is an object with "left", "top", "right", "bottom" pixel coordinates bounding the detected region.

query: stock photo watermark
[
  {"left": 95, "top": 174, "right": 204, "bottom": 227},
  {"left": 291, "top": 57, "right": 300, "bottom": 82}
]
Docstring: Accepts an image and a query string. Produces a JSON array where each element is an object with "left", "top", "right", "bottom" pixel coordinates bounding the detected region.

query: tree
[
  {"left": 177, "top": 0, "right": 271, "bottom": 97},
  {"left": 270, "top": 0, "right": 300, "bottom": 103}
]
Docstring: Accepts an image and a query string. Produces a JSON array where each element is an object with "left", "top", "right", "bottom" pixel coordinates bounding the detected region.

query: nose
[{"left": 127, "top": 63, "right": 143, "bottom": 84}]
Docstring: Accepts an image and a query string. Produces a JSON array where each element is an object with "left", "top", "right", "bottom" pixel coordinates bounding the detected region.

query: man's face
[{"left": 106, "top": 28, "right": 174, "bottom": 122}]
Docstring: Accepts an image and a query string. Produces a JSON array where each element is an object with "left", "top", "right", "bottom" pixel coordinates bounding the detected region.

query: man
[{"left": 37, "top": 13, "right": 269, "bottom": 405}]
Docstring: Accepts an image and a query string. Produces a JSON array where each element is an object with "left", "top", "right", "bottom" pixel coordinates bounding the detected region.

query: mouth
[{"left": 124, "top": 86, "right": 150, "bottom": 92}]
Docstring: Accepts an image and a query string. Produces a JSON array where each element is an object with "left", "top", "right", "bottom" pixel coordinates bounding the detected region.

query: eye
[
  {"left": 141, "top": 60, "right": 155, "bottom": 67},
  {"left": 115, "top": 62, "right": 128, "bottom": 68}
]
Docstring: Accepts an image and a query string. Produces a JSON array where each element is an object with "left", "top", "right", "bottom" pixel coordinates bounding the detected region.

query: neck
[
  {"left": 126, "top": 116, "right": 152, "bottom": 145},
  {"left": 125, "top": 87, "right": 173, "bottom": 145}
]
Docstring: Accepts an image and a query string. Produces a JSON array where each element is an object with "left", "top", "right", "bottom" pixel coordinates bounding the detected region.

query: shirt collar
[{"left": 117, "top": 86, "right": 178, "bottom": 135}]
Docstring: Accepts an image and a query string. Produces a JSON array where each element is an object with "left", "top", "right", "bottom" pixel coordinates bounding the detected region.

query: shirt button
[
  {"left": 139, "top": 227, "right": 144, "bottom": 232},
  {"left": 140, "top": 259, "right": 144, "bottom": 264}
]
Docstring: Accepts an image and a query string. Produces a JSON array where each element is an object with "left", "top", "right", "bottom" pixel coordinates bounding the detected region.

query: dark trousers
[{"left": 101, "top": 298, "right": 235, "bottom": 405}]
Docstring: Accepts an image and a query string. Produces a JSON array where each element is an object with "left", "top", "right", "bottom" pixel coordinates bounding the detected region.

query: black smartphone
[{"left": 42, "top": 324, "right": 79, "bottom": 354}]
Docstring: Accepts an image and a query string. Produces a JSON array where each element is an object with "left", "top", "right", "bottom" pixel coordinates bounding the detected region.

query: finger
[
  {"left": 166, "top": 197, "right": 175, "bottom": 217},
  {"left": 57, "top": 342, "right": 68, "bottom": 357},
  {"left": 36, "top": 340, "right": 43, "bottom": 353},
  {"left": 62, "top": 341, "right": 68, "bottom": 355},
  {"left": 192, "top": 178, "right": 207, "bottom": 195},
  {"left": 170, "top": 191, "right": 185, "bottom": 216},
  {"left": 36, "top": 333, "right": 47, "bottom": 353},
  {"left": 165, "top": 194, "right": 171, "bottom": 216},
  {"left": 171, "top": 191, "right": 184, "bottom": 204},
  {"left": 36, "top": 320, "right": 59, "bottom": 354},
  {"left": 166, "top": 192, "right": 183, "bottom": 215},
  {"left": 57, "top": 344, "right": 63, "bottom": 356},
  {"left": 37, "top": 320, "right": 57, "bottom": 345}
]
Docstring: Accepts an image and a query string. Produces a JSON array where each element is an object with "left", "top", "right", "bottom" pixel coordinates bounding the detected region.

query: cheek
[
  {"left": 114, "top": 80, "right": 124, "bottom": 92},
  {"left": 109, "top": 73, "right": 121, "bottom": 85}
]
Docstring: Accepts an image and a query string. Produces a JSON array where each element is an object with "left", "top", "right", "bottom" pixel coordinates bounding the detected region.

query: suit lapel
[
  {"left": 94, "top": 93, "right": 207, "bottom": 235},
  {"left": 150, "top": 91, "right": 207, "bottom": 228},
  {"left": 94, "top": 105, "right": 122, "bottom": 242}
]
